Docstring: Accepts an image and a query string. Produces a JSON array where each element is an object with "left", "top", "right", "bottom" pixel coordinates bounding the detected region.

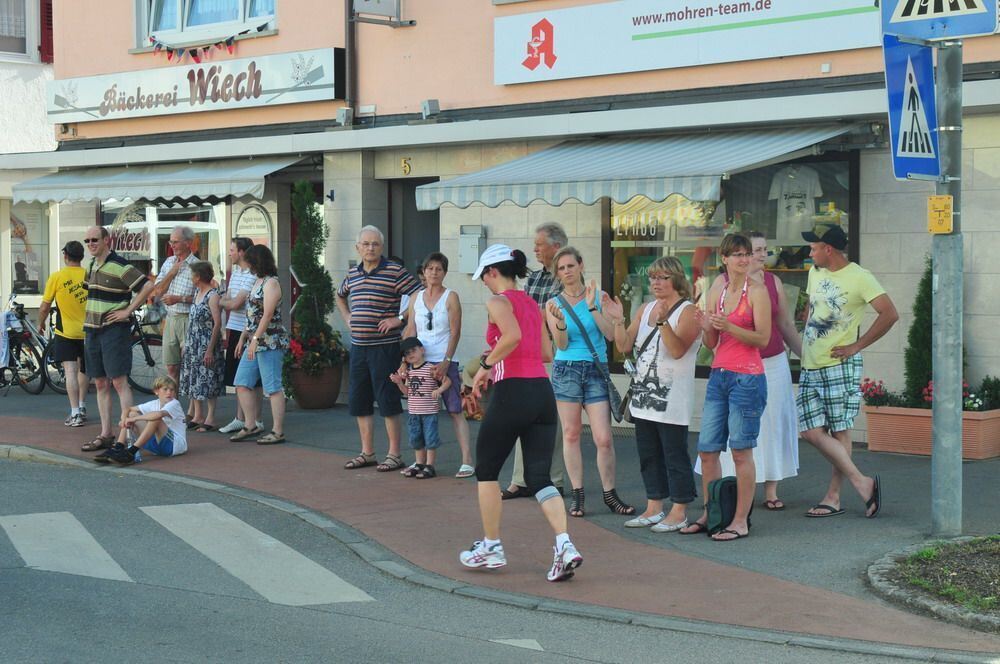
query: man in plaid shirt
[
  {"left": 152, "top": 226, "right": 199, "bottom": 384},
  {"left": 502, "top": 222, "right": 568, "bottom": 500}
]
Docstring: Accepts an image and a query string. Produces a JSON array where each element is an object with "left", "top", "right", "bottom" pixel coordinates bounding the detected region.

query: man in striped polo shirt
[
  {"left": 80, "top": 226, "right": 155, "bottom": 454},
  {"left": 336, "top": 226, "right": 421, "bottom": 472}
]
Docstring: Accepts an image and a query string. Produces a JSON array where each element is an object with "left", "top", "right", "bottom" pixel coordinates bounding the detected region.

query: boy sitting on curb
[
  {"left": 390, "top": 337, "right": 450, "bottom": 479},
  {"left": 95, "top": 375, "right": 188, "bottom": 465}
]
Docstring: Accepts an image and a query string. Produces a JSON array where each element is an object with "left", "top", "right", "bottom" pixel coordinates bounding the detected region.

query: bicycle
[
  {"left": 128, "top": 309, "right": 163, "bottom": 395},
  {"left": 1, "top": 296, "right": 45, "bottom": 395},
  {"left": 38, "top": 309, "right": 70, "bottom": 395}
]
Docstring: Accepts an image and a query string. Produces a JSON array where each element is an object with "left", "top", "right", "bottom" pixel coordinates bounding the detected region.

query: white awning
[
  {"left": 415, "top": 125, "right": 854, "bottom": 210},
  {"left": 12, "top": 157, "right": 302, "bottom": 204}
]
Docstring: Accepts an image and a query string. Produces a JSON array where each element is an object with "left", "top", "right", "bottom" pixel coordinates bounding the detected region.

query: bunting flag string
[{"left": 149, "top": 22, "right": 269, "bottom": 64}]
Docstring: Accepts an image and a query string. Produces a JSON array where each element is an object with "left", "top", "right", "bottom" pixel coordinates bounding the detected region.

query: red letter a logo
[{"left": 522, "top": 19, "right": 556, "bottom": 71}]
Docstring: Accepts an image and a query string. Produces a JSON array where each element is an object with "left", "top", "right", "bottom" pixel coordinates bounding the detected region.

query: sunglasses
[
  {"left": 425, "top": 310, "right": 433, "bottom": 331},
  {"left": 83, "top": 238, "right": 101, "bottom": 244}
]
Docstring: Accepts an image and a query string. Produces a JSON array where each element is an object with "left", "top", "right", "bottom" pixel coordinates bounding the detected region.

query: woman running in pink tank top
[{"left": 459, "top": 244, "right": 584, "bottom": 583}]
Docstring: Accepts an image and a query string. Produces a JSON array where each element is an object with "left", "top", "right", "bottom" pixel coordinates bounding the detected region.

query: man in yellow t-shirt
[
  {"left": 39, "top": 241, "right": 89, "bottom": 427},
  {"left": 796, "top": 223, "right": 898, "bottom": 520}
]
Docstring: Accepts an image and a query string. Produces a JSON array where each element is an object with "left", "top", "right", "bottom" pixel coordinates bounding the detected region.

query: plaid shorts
[{"left": 797, "top": 354, "right": 863, "bottom": 433}]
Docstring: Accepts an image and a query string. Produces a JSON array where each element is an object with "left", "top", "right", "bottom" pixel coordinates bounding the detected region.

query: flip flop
[
  {"left": 865, "top": 474, "right": 882, "bottom": 519},
  {"left": 711, "top": 528, "right": 749, "bottom": 542},
  {"left": 455, "top": 464, "right": 475, "bottom": 478},
  {"left": 679, "top": 521, "right": 708, "bottom": 535},
  {"left": 186, "top": 421, "right": 202, "bottom": 430},
  {"left": 804, "top": 503, "right": 845, "bottom": 518},
  {"left": 194, "top": 424, "right": 216, "bottom": 433},
  {"left": 763, "top": 499, "right": 785, "bottom": 511}
]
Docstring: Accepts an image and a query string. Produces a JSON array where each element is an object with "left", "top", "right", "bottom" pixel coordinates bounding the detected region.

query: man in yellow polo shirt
[{"left": 38, "top": 241, "right": 90, "bottom": 427}]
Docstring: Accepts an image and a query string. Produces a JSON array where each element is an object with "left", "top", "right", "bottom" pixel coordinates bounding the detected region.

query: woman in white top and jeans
[
  {"left": 603, "top": 257, "right": 703, "bottom": 532},
  {"left": 219, "top": 237, "right": 262, "bottom": 434},
  {"left": 401, "top": 252, "right": 474, "bottom": 477}
]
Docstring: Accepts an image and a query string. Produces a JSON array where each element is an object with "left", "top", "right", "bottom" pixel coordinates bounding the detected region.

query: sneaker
[
  {"left": 68, "top": 413, "right": 85, "bottom": 428},
  {"left": 218, "top": 419, "right": 244, "bottom": 434},
  {"left": 459, "top": 541, "right": 507, "bottom": 569},
  {"left": 79, "top": 406, "right": 88, "bottom": 422},
  {"left": 546, "top": 541, "right": 583, "bottom": 582},
  {"left": 107, "top": 445, "right": 137, "bottom": 465},
  {"left": 94, "top": 442, "right": 124, "bottom": 464},
  {"left": 64, "top": 414, "right": 75, "bottom": 426},
  {"left": 256, "top": 420, "right": 264, "bottom": 430}
]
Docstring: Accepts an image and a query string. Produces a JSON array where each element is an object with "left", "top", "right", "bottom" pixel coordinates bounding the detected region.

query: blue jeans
[
  {"left": 234, "top": 347, "right": 284, "bottom": 396},
  {"left": 408, "top": 413, "right": 441, "bottom": 450},
  {"left": 698, "top": 369, "right": 767, "bottom": 452},
  {"left": 551, "top": 360, "right": 609, "bottom": 404}
]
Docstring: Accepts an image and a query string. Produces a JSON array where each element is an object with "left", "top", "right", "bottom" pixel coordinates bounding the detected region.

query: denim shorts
[
  {"left": 551, "top": 360, "right": 609, "bottom": 405},
  {"left": 408, "top": 413, "right": 441, "bottom": 450},
  {"left": 698, "top": 369, "right": 768, "bottom": 453},
  {"left": 234, "top": 347, "right": 285, "bottom": 396}
]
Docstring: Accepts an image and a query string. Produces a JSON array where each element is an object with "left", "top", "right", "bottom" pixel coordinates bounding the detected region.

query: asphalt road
[{"left": 0, "top": 459, "right": 915, "bottom": 664}]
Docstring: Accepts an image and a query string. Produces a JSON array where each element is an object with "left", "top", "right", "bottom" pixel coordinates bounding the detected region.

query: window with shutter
[{"left": 38, "top": 0, "right": 52, "bottom": 63}]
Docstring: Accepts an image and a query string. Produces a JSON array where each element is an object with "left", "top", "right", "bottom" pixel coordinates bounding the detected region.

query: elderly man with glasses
[
  {"left": 336, "top": 225, "right": 421, "bottom": 473},
  {"left": 79, "top": 226, "right": 155, "bottom": 455},
  {"left": 151, "top": 226, "right": 199, "bottom": 384}
]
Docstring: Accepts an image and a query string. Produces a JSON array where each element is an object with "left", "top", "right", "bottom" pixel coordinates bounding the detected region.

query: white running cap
[{"left": 471, "top": 243, "right": 515, "bottom": 281}]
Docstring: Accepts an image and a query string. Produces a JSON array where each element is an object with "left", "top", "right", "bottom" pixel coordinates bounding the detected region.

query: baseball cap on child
[
  {"left": 399, "top": 337, "right": 423, "bottom": 357},
  {"left": 471, "top": 244, "right": 515, "bottom": 281}
]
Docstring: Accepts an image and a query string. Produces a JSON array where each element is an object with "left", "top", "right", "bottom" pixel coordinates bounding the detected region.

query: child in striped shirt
[{"left": 390, "top": 337, "right": 451, "bottom": 479}]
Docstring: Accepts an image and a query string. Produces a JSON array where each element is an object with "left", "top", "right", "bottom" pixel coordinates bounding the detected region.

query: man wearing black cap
[
  {"left": 797, "top": 222, "right": 898, "bottom": 519},
  {"left": 38, "top": 241, "right": 90, "bottom": 427}
]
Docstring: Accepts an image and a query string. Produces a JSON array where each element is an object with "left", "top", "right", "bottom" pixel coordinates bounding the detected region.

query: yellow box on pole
[{"left": 928, "top": 195, "right": 954, "bottom": 234}]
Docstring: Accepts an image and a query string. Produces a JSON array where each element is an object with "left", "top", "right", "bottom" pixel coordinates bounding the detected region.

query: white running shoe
[
  {"left": 256, "top": 420, "right": 264, "bottom": 430},
  {"left": 68, "top": 413, "right": 85, "bottom": 428},
  {"left": 64, "top": 414, "right": 75, "bottom": 426},
  {"left": 79, "top": 406, "right": 87, "bottom": 422},
  {"left": 546, "top": 541, "right": 583, "bottom": 582},
  {"left": 459, "top": 541, "right": 507, "bottom": 569},
  {"left": 218, "top": 419, "right": 244, "bottom": 434}
]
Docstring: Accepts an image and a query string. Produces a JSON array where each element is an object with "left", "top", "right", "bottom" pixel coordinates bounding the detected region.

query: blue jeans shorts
[
  {"left": 551, "top": 360, "right": 609, "bottom": 405},
  {"left": 408, "top": 413, "right": 441, "bottom": 450},
  {"left": 234, "top": 347, "right": 285, "bottom": 396},
  {"left": 698, "top": 369, "right": 768, "bottom": 453}
]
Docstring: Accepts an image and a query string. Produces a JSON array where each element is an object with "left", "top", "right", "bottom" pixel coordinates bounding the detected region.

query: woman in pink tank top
[
  {"left": 681, "top": 233, "right": 771, "bottom": 541},
  {"left": 460, "top": 244, "right": 583, "bottom": 583}
]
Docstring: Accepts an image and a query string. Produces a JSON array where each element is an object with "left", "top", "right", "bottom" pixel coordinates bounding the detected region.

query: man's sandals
[
  {"left": 344, "top": 453, "right": 377, "bottom": 470},
  {"left": 376, "top": 454, "right": 404, "bottom": 472},
  {"left": 81, "top": 435, "right": 114, "bottom": 452}
]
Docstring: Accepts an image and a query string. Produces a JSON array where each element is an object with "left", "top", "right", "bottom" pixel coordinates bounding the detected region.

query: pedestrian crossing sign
[
  {"left": 881, "top": 0, "right": 998, "bottom": 40},
  {"left": 883, "top": 34, "right": 941, "bottom": 181}
]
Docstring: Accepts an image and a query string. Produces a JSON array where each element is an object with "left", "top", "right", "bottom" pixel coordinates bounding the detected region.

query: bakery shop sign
[{"left": 48, "top": 47, "right": 344, "bottom": 123}]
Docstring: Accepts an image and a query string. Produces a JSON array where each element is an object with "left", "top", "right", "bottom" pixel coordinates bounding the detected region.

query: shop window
[
  {"left": 607, "top": 155, "right": 855, "bottom": 377},
  {"left": 10, "top": 202, "right": 49, "bottom": 295},
  {"left": 145, "top": 0, "right": 275, "bottom": 42}
]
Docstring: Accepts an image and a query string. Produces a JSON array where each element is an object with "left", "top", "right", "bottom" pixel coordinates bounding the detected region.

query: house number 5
[{"left": 401, "top": 158, "right": 411, "bottom": 175}]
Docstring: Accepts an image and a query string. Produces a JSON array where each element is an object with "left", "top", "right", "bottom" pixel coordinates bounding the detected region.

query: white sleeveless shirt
[
  {"left": 413, "top": 288, "right": 453, "bottom": 362},
  {"left": 628, "top": 300, "right": 701, "bottom": 426}
]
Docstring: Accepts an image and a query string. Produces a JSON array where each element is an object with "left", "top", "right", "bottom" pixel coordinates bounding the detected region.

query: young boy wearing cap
[
  {"left": 390, "top": 337, "right": 451, "bottom": 479},
  {"left": 38, "top": 241, "right": 89, "bottom": 427},
  {"left": 798, "top": 222, "right": 898, "bottom": 519}
]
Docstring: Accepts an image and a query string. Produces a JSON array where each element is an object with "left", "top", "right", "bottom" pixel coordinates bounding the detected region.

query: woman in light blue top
[{"left": 545, "top": 247, "right": 635, "bottom": 518}]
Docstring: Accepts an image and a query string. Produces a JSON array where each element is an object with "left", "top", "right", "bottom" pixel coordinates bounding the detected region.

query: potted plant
[
  {"left": 862, "top": 259, "right": 1000, "bottom": 459},
  {"left": 282, "top": 180, "right": 348, "bottom": 409}
]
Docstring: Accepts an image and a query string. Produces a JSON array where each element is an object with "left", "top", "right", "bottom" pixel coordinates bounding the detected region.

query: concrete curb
[
  {"left": 867, "top": 538, "right": 1000, "bottom": 635},
  {"left": 2, "top": 444, "right": 996, "bottom": 663}
]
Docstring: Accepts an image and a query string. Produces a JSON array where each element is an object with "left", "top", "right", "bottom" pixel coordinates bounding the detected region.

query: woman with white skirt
[{"left": 696, "top": 232, "right": 801, "bottom": 509}]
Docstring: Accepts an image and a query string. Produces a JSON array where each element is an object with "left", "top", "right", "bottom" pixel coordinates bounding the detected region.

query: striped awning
[
  {"left": 415, "top": 125, "right": 854, "bottom": 210},
  {"left": 13, "top": 157, "right": 302, "bottom": 204}
]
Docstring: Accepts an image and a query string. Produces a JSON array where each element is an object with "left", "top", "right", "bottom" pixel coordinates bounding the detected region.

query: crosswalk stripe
[
  {"left": 140, "top": 502, "right": 374, "bottom": 606},
  {"left": 0, "top": 512, "right": 132, "bottom": 582}
]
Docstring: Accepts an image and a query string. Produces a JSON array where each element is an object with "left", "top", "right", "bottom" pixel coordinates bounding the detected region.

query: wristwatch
[
  {"left": 443, "top": 356, "right": 452, "bottom": 363},
  {"left": 479, "top": 356, "right": 493, "bottom": 370}
]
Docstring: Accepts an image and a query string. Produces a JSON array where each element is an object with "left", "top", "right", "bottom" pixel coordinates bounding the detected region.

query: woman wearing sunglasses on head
[{"left": 400, "top": 252, "right": 474, "bottom": 478}]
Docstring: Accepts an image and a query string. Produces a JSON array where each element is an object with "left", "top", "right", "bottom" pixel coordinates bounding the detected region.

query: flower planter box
[{"left": 864, "top": 406, "right": 1000, "bottom": 460}]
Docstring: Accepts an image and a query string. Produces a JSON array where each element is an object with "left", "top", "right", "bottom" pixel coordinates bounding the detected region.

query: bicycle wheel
[
  {"left": 13, "top": 340, "right": 45, "bottom": 395},
  {"left": 42, "top": 340, "right": 68, "bottom": 395},
  {"left": 128, "top": 334, "right": 162, "bottom": 395}
]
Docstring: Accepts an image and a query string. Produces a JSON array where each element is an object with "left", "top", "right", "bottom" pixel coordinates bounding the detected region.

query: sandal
[
  {"left": 414, "top": 465, "right": 437, "bottom": 479},
  {"left": 256, "top": 431, "right": 285, "bottom": 445},
  {"left": 186, "top": 421, "right": 203, "bottom": 430},
  {"left": 679, "top": 521, "right": 708, "bottom": 535},
  {"left": 602, "top": 488, "right": 636, "bottom": 516},
  {"left": 344, "top": 453, "right": 377, "bottom": 469},
  {"left": 229, "top": 426, "right": 264, "bottom": 442},
  {"left": 500, "top": 485, "right": 530, "bottom": 500},
  {"left": 455, "top": 464, "right": 475, "bottom": 479},
  {"left": 194, "top": 424, "right": 216, "bottom": 433},
  {"left": 401, "top": 463, "right": 423, "bottom": 478},
  {"left": 81, "top": 435, "right": 114, "bottom": 452},
  {"left": 569, "top": 488, "right": 585, "bottom": 517},
  {"left": 376, "top": 454, "right": 404, "bottom": 472}
]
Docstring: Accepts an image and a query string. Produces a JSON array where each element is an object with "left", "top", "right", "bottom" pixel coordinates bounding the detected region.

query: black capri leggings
[{"left": 475, "top": 378, "right": 558, "bottom": 493}]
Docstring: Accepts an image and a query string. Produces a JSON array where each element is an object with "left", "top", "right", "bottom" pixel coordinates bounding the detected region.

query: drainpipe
[{"left": 344, "top": 0, "right": 356, "bottom": 121}]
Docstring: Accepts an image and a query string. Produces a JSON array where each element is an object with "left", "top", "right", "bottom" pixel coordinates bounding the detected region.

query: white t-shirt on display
[
  {"left": 769, "top": 166, "right": 822, "bottom": 244},
  {"left": 137, "top": 398, "right": 188, "bottom": 455}
]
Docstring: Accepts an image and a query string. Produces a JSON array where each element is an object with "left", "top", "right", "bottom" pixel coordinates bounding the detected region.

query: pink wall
[{"left": 53, "top": 0, "right": 1000, "bottom": 141}]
